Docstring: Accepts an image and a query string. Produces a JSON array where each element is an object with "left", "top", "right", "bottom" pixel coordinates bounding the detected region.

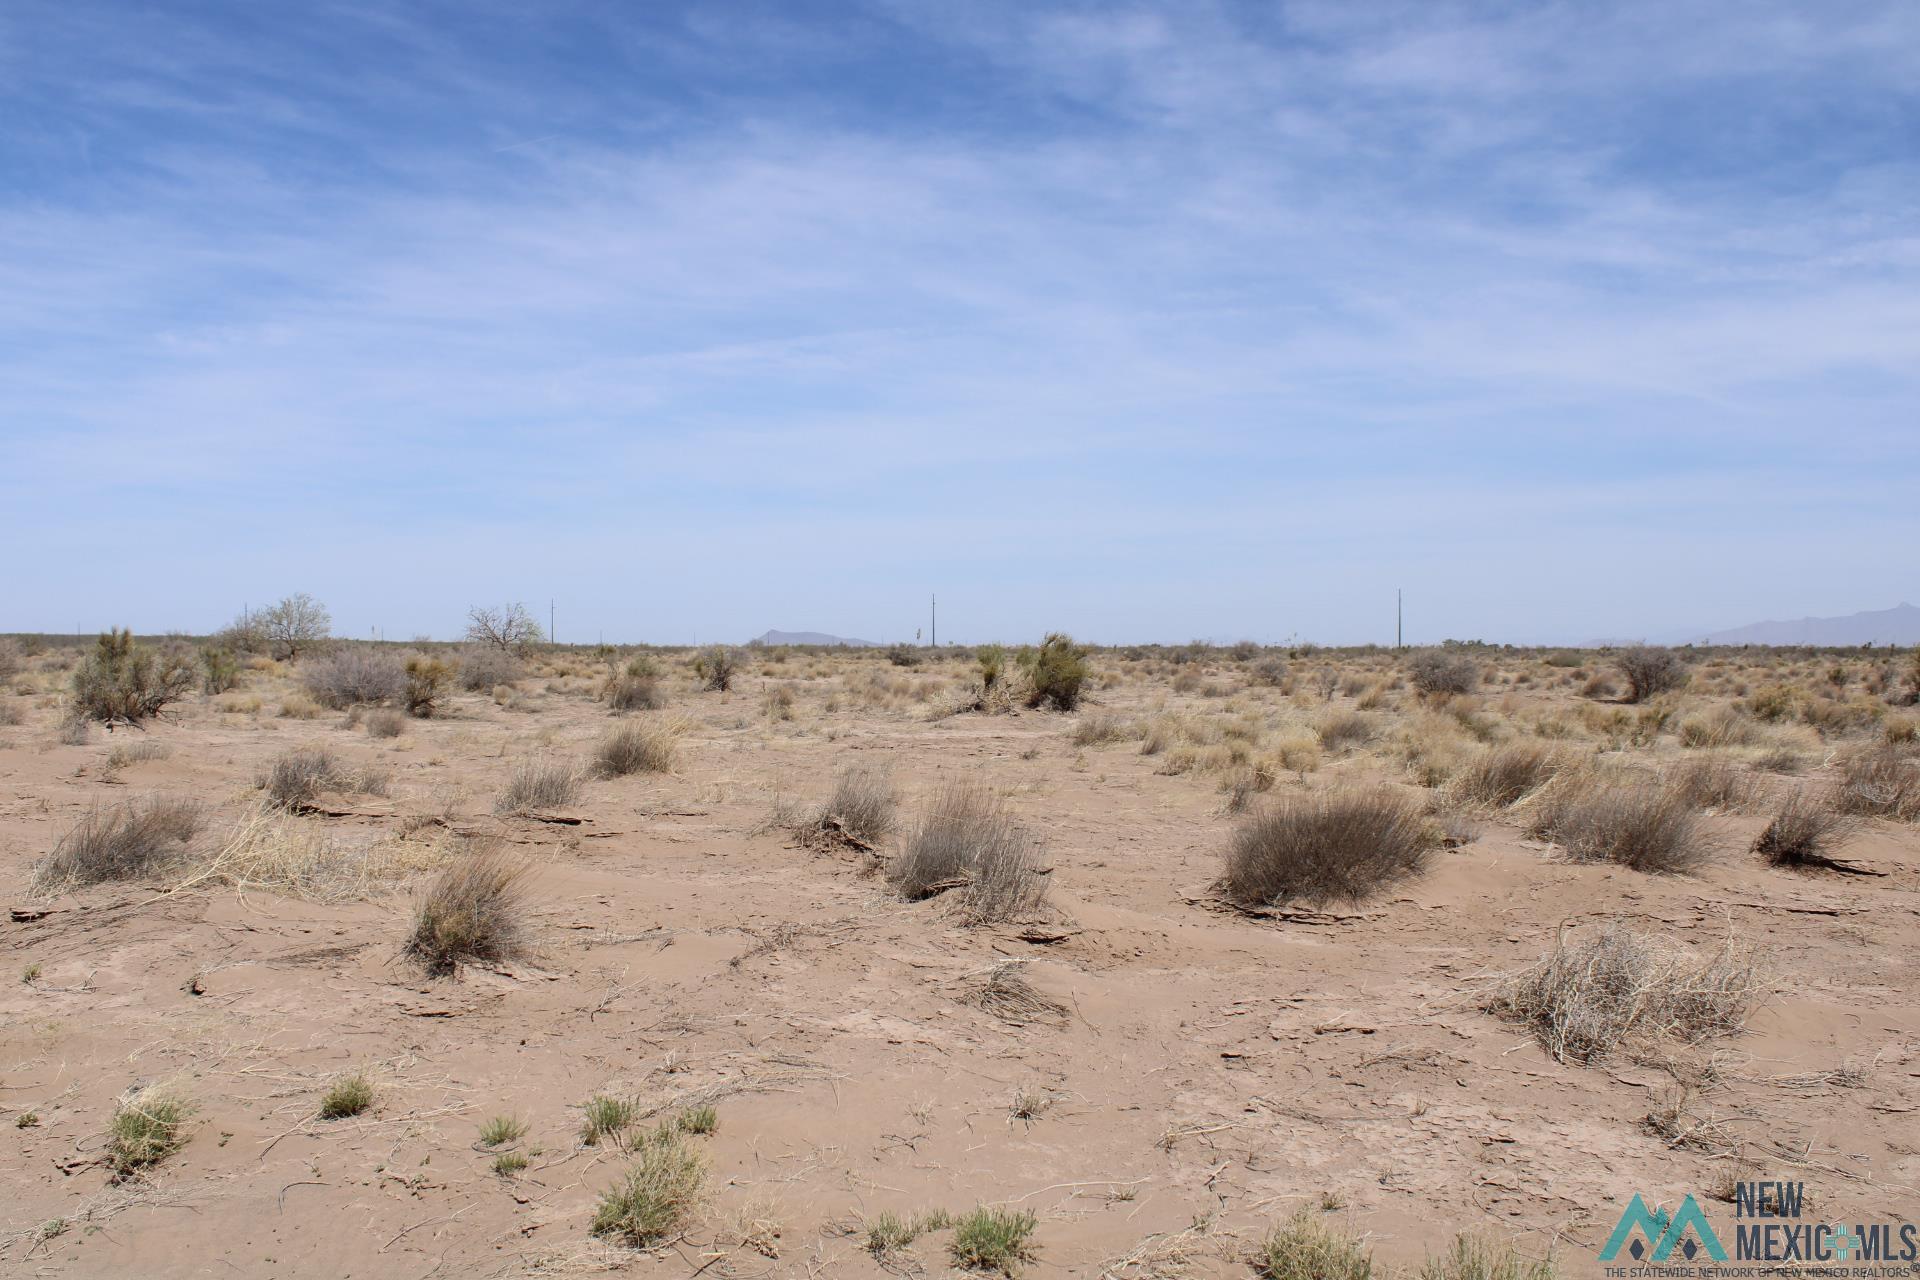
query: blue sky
[{"left": 3, "top": 1, "right": 1915, "bottom": 645}]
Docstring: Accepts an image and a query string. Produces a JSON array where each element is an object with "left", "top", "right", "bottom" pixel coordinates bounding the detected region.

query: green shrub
[
  {"left": 1616, "top": 646, "right": 1689, "bottom": 703},
  {"left": 318, "top": 1073, "right": 374, "bottom": 1119},
  {"left": 404, "top": 657, "right": 453, "bottom": 717},
  {"left": 479, "top": 1115, "right": 528, "bottom": 1147},
  {"left": 107, "top": 1087, "right": 195, "bottom": 1177},
  {"left": 1254, "top": 1211, "right": 1372, "bottom": 1280},
  {"left": 71, "top": 629, "right": 194, "bottom": 725},
  {"left": 693, "top": 646, "right": 738, "bottom": 692},
  {"left": 1022, "top": 633, "right": 1090, "bottom": 711},
  {"left": 200, "top": 646, "right": 242, "bottom": 695},
  {"left": 589, "top": 1130, "right": 707, "bottom": 1247},
  {"left": 949, "top": 1206, "right": 1037, "bottom": 1274}
]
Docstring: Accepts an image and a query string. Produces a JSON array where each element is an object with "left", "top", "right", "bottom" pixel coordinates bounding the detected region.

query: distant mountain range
[
  {"left": 748, "top": 629, "right": 882, "bottom": 648},
  {"left": 1683, "top": 603, "right": 1920, "bottom": 647}
]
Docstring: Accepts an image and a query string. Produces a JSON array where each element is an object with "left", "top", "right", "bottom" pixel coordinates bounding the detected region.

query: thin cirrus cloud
[{"left": 0, "top": 0, "right": 1914, "bottom": 645}]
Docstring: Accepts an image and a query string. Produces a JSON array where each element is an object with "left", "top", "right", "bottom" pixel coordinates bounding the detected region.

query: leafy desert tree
[
  {"left": 466, "top": 603, "right": 544, "bottom": 656},
  {"left": 259, "top": 593, "right": 332, "bottom": 662}
]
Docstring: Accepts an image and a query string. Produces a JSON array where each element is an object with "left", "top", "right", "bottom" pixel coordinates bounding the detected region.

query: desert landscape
[{"left": 2, "top": 616, "right": 1916, "bottom": 1279}]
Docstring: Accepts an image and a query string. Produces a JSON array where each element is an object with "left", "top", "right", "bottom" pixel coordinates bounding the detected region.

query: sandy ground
[{"left": 2, "top": 647, "right": 1916, "bottom": 1278}]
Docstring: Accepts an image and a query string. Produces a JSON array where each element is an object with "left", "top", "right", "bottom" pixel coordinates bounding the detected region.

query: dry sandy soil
[{"left": 2, "top": 642, "right": 1917, "bottom": 1278}]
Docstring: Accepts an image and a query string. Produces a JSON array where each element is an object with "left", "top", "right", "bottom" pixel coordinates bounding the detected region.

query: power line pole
[
  {"left": 931, "top": 594, "right": 937, "bottom": 648},
  {"left": 1397, "top": 588, "right": 1403, "bottom": 649},
  {"left": 550, "top": 599, "right": 555, "bottom": 647}
]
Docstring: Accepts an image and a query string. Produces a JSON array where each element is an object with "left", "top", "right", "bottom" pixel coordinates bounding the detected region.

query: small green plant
[
  {"left": 1254, "top": 1211, "right": 1373, "bottom": 1280},
  {"left": 675, "top": 1105, "right": 718, "bottom": 1135},
  {"left": 317, "top": 1073, "right": 374, "bottom": 1120},
  {"left": 1021, "top": 633, "right": 1090, "bottom": 711},
  {"left": 978, "top": 644, "right": 1007, "bottom": 692},
  {"left": 17, "top": 1111, "right": 40, "bottom": 1128},
  {"left": 588, "top": 1130, "right": 708, "bottom": 1247},
  {"left": 580, "top": 1094, "right": 638, "bottom": 1147},
  {"left": 692, "top": 645, "right": 739, "bottom": 692},
  {"left": 200, "top": 646, "right": 242, "bottom": 695},
  {"left": 21, "top": 962, "right": 41, "bottom": 983},
  {"left": 1419, "top": 1235, "right": 1557, "bottom": 1280},
  {"left": 107, "top": 1087, "right": 195, "bottom": 1176},
  {"left": 866, "top": 1208, "right": 954, "bottom": 1257},
  {"left": 479, "top": 1114, "right": 528, "bottom": 1148},
  {"left": 492, "top": 1150, "right": 531, "bottom": 1176},
  {"left": 950, "top": 1206, "right": 1038, "bottom": 1274}
]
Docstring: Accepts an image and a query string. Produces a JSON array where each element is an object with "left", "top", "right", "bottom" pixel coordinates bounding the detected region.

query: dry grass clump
[
  {"left": 1449, "top": 742, "right": 1563, "bottom": 807},
  {"left": 71, "top": 629, "right": 195, "bottom": 725},
  {"left": 602, "top": 657, "right": 666, "bottom": 711},
  {"left": 457, "top": 643, "right": 521, "bottom": 692},
  {"left": 33, "top": 796, "right": 204, "bottom": 891},
  {"left": 593, "top": 716, "right": 685, "bottom": 777},
  {"left": 107, "top": 1086, "right": 195, "bottom": 1178},
  {"left": 404, "top": 842, "right": 532, "bottom": 975},
  {"left": 302, "top": 647, "right": 406, "bottom": 708},
  {"left": 821, "top": 763, "right": 897, "bottom": 845},
  {"left": 950, "top": 1206, "right": 1038, "bottom": 1275},
  {"left": 1832, "top": 747, "right": 1920, "bottom": 821},
  {"left": 1678, "top": 705, "right": 1760, "bottom": 749},
  {"left": 964, "top": 960, "right": 1068, "bottom": 1027},
  {"left": 1488, "top": 921, "right": 1763, "bottom": 1064},
  {"left": 178, "top": 804, "right": 451, "bottom": 902},
  {"left": 1070, "top": 710, "right": 1136, "bottom": 747},
  {"left": 257, "top": 746, "right": 386, "bottom": 809},
  {"left": 1315, "top": 709, "right": 1374, "bottom": 752},
  {"left": 1664, "top": 755, "right": 1762, "bottom": 813},
  {"left": 366, "top": 708, "right": 406, "bottom": 738},
  {"left": 317, "top": 1073, "right": 375, "bottom": 1119},
  {"left": 1253, "top": 1211, "right": 1373, "bottom": 1280},
  {"left": 1222, "top": 786, "right": 1435, "bottom": 909},
  {"left": 493, "top": 756, "right": 583, "bottom": 814},
  {"left": 589, "top": 1127, "right": 708, "bottom": 1247},
  {"left": 1754, "top": 788, "right": 1859, "bottom": 869},
  {"left": 1528, "top": 772, "right": 1713, "bottom": 874},
  {"left": 1616, "top": 645, "right": 1689, "bottom": 702},
  {"left": 890, "top": 782, "right": 1048, "bottom": 923}
]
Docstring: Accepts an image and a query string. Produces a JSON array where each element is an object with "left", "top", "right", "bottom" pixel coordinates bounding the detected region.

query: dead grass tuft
[
  {"left": 493, "top": 756, "right": 583, "bottom": 814},
  {"left": 1528, "top": 772, "right": 1714, "bottom": 874},
  {"left": 964, "top": 960, "right": 1068, "bottom": 1027},
  {"left": 404, "top": 842, "right": 533, "bottom": 975},
  {"left": 33, "top": 796, "right": 204, "bottom": 891},
  {"left": 1450, "top": 742, "right": 1563, "bottom": 807},
  {"left": 593, "top": 715, "right": 686, "bottom": 777},
  {"left": 890, "top": 782, "right": 1049, "bottom": 923},
  {"left": 1753, "top": 788, "right": 1860, "bottom": 869},
  {"left": 1222, "top": 786, "right": 1435, "bottom": 909}
]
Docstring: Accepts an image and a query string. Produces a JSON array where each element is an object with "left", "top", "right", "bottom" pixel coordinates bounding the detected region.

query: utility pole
[
  {"left": 931, "top": 594, "right": 937, "bottom": 648},
  {"left": 550, "top": 599, "right": 555, "bottom": 647},
  {"left": 1396, "top": 589, "right": 1403, "bottom": 650}
]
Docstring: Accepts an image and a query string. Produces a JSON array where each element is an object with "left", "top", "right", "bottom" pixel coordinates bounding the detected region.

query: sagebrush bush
[
  {"left": 1408, "top": 649, "right": 1479, "bottom": 696},
  {"left": 258, "top": 746, "right": 343, "bottom": 810},
  {"left": 823, "top": 763, "right": 897, "bottom": 844},
  {"left": 1315, "top": 709, "right": 1374, "bottom": 752},
  {"left": 886, "top": 643, "right": 920, "bottom": 667},
  {"left": 71, "top": 629, "right": 195, "bottom": 724},
  {"left": 694, "top": 646, "right": 738, "bottom": 692},
  {"left": 302, "top": 647, "right": 406, "bottom": 708},
  {"left": 199, "top": 646, "right": 242, "bottom": 695},
  {"left": 405, "top": 843, "right": 531, "bottom": 975},
  {"left": 1254, "top": 1211, "right": 1373, "bottom": 1280},
  {"left": 1419, "top": 1236, "right": 1557, "bottom": 1280},
  {"left": 891, "top": 782, "right": 1048, "bottom": 923},
  {"left": 457, "top": 644, "right": 521, "bottom": 692},
  {"left": 1528, "top": 773, "right": 1712, "bottom": 874},
  {"left": 1022, "top": 633, "right": 1090, "bottom": 711},
  {"left": 366, "top": 709, "right": 406, "bottom": 738},
  {"left": 494, "top": 756, "right": 583, "bottom": 814},
  {"left": 1222, "top": 787, "right": 1435, "bottom": 909},
  {"left": 318, "top": 1073, "right": 374, "bottom": 1119},
  {"left": 1616, "top": 646, "right": 1689, "bottom": 703},
  {"left": 1488, "top": 921, "right": 1762, "bottom": 1064},
  {"left": 1832, "top": 747, "right": 1920, "bottom": 821},
  {"left": 1665, "top": 756, "right": 1760, "bottom": 813},
  {"left": 603, "top": 657, "right": 666, "bottom": 712},
  {"left": 404, "top": 657, "right": 453, "bottom": 717},
  {"left": 32, "top": 796, "right": 204, "bottom": 890}
]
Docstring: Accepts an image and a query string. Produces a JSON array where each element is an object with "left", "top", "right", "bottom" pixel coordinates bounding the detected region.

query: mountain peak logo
[{"left": 1601, "top": 1194, "right": 1728, "bottom": 1263}]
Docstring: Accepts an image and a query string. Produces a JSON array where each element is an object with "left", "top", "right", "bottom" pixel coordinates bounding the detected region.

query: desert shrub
[
  {"left": 32, "top": 796, "right": 204, "bottom": 890},
  {"left": 1678, "top": 705, "right": 1758, "bottom": 749},
  {"left": 886, "top": 643, "right": 920, "bottom": 667},
  {"left": 199, "top": 646, "right": 242, "bottom": 695},
  {"left": 1887, "top": 717, "right": 1918, "bottom": 746},
  {"left": 949, "top": 1206, "right": 1038, "bottom": 1274},
  {"left": 1451, "top": 742, "right": 1563, "bottom": 807},
  {"left": 977, "top": 644, "right": 1008, "bottom": 692},
  {"left": 867, "top": 1209, "right": 954, "bottom": 1259},
  {"left": 589, "top": 1129, "right": 707, "bottom": 1247},
  {"left": 580, "top": 1094, "right": 639, "bottom": 1147},
  {"left": 593, "top": 717, "right": 683, "bottom": 777},
  {"left": 466, "top": 603, "right": 543, "bottom": 655},
  {"left": 824, "top": 763, "right": 897, "bottom": 844},
  {"left": 479, "top": 1115, "right": 528, "bottom": 1148},
  {"left": 0, "top": 700, "right": 24, "bottom": 726},
  {"left": 258, "top": 746, "right": 343, "bottom": 810},
  {"left": 1408, "top": 649, "right": 1479, "bottom": 696},
  {"left": 404, "top": 843, "right": 531, "bottom": 975},
  {"left": 1250, "top": 655, "right": 1288, "bottom": 687},
  {"left": 1070, "top": 711, "right": 1135, "bottom": 747},
  {"left": 0, "top": 639, "right": 19, "bottom": 683},
  {"left": 1022, "top": 633, "right": 1090, "bottom": 711},
  {"left": 603, "top": 657, "right": 665, "bottom": 711},
  {"left": 1488, "top": 921, "right": 1762, "bottom": 1064},
  {"left": 457, "top": 643, "right": 521, "bottom": 692},
  {"left": 1665, "top": 756, "right": 1760, "bottom": 813},
  {"left": 1754, "top": 788, "right": 1858, "bottom": 868},
  {"left": 318, "top": 1073, "right": 374, "bottom": 1119},
  {"left": 107, "top": 1086, "right": 195, "bottom": 1177},
  {"left": 302, "top": 647, "right": 406, "bottom": 709},
  {"left": 258, "top": 593, "right": 331, "bottom": 662},
  {"left": 1528, "top": 774, "right": 1712, "bottom": 874},
  {"left": 691, "top": 645, "right": 738, "bottom": 692},
  {"left": 366, "top": 709, "right": 406, "bottom": 738},
  {"left": 404, "top": 657, "right": 453, "bottom": 717},
  {"left": 891, "top": 782, "right": 1048, "bottom": 923},
  {"left": 1616, "top": 646, "right": 1689, "bottom": 703},
  {"left": 1254, "top": 1211, "right": 1372, "bottom": 1280},
  {"left": 71, "top": 629, "right": 195, "bottom": 725},
  {"left": 493, "top": 756, "right": 582, "bottom": 814},
  {"left": 1746, "top": 684, "right": 1802, "bottom": 722},
  {"left": 1419, "top": 1236, "right": 1557, "bottom": 1280},
  {"left": 1832, "top": 747, "right": 1920, "bottom": 820},
  {"left": 1223, "top": 787, "right": 1435, "bottom": 909},
  {"left": 1315, "top": 710, "right": 1374, "bottom": 752}
]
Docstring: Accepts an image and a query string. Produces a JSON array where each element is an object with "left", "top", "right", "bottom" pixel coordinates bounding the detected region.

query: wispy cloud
[{"left": 1, "top": 0, "right": 1914, "bottom": 642}]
